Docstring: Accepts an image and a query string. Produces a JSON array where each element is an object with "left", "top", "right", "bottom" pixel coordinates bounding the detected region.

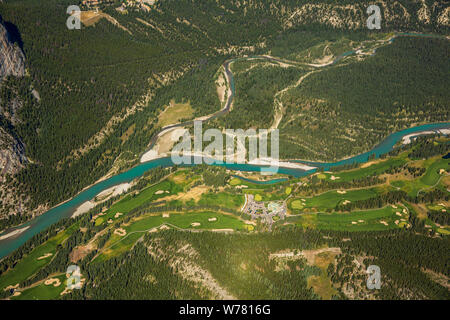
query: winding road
[{"left": 143, "top": 31, "right": 447, "bottom": 159}]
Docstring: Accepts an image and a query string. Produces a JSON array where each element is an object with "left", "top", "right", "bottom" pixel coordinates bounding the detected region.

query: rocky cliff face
[
  {"left": 280, "top": 0, "right": 450, "bottom": 30},
  {"left": 218, "top": 0, "right": 450, "bottom": 31},
  {"left": 0, "top": 122, "right": 28, "bottom": 217},
  {"left": 0, "top": 18, "right": 25, "bottom": 80},
  {"left": 0, "top": 17, "right": 26, "bottom": 175},
  {"left": 0, "top": 126, "right": 26, "bottom": 175},
  {"left": 0, "top": 17, "right": 26, "bottom": 174},
  {"left": 0, "top": 16, "right": 28, "bottom": 219}
]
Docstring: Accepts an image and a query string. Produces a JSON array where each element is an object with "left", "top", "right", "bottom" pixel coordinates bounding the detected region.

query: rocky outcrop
[
  {"left": 280, "top": 0, "right": 450, "bottom": 30},
  {"left": 0, "top": 125, "right": 28, "bottom": 218},
  {"left": 0, "top": 126, "right": 26, "bottom": 175},
  {"left": 0, "top": 16, "right": 27, "bottom": 175},
  {"left": 0, "top": 17, "right": 31, "bottom": 218},
  {"left": 1, "top": 96, "right": 23, "bottom": 126},
  {"left": 0, "top": 17, "right": 25, "bottom": 81},
  {"left": 218, "top": 0, "right": 449, "bottom": 31}
]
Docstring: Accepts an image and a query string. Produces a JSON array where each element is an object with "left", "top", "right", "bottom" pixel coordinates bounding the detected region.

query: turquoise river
[{"left": 0, "top": 122, "right": 449, "bottom": 259}]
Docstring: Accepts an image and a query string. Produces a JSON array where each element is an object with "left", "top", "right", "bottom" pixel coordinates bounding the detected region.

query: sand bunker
[
  {"left": 107, "top": 219, "right": 113, "bottom": 224},
  {"left": 114, "top": 228, "right": 127, "bottom": 236},
  {"left": 92, "top": 211, "right": 106, "bottom": 222},
  {"left": 391, "top": 205, "right": 398, "bottom": 209},
  {"left": 380, "top": 220, "right": 389, "bottom": 226},
  {"left": 211, "top": 229, "right": 234, "bottom": 232},
  {"left": 342, "top": 200, "right": 351, "bottom": 205},
  {"left": 208, "top": 218, "right": 217, "bottom": 222},
  {"left": 60, "top": 288, "right": 71, "bottom": 296},
  {"left": 162, "top": 213, "right": 170, "bottom": 218},
  {"left": 191, "top": 222, "right": 201, "bottom": 227},
  {"left": 44, "top": 278, "right": 61, "bottom": 287},
  {"left": 37, "top": 253, "right": 53, "bottom": 261},
  {"left": 330, "top": 175, "right": 340, "bottom": 180},
  {"left": 5, "top": 284, "right": 19, "bottom": 291},
  {"left": 114, "top": 212, "right": 123, "bottom": 219},
  {"left": 337, "top": 190, "right": 347, "bottom": 194},
  {"left": 396, "top": 212, "right": 402, "bottom": 216},
  {"left": 155, "top": 190, "right": 165, "bottom": 195}
]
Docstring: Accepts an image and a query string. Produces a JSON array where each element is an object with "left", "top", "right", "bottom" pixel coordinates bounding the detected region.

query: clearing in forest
[{"left": 157, "top": 100, "right": 194, "bottom": 128}]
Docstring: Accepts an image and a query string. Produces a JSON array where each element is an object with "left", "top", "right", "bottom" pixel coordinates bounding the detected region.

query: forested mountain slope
[
  {"left": 0, "top": 16, "right": 29, "bottom": 218},
  {"left": 0, "top": 0, "right": 448, "bottom": 223}
]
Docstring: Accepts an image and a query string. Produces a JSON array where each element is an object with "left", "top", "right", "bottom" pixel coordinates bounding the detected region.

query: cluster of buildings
[{"left": 242, "top": 194, "right": 286, "bottom": 230}]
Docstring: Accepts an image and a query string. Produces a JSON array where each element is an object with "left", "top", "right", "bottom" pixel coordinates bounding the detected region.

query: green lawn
[
  {"left": 242, "top": 189, "right": 284, "bottom": 202},
  {"left": 12, "top": 274, "right": 66, "bottom": 300},
  {"left": 291, "top": 205, "right": 406, "bottom": 231},
  {"left": 0, "top": 224, "right": 78, "bottom": 291},
  {"left": 228, "top": 178, "right": 273, "bottom": 190},
  {"left": 420, "top": 158, "right": 449, "bottom": 186},
  {"left": 229, "top": 177, "right": 242, "bottom": 186},
  {"left": 291, "top": 200, "right": 304, "bottom": 210},
  {"left": 426, "top": 203, "right": 446, "bottom": 211},
  {"left": 325, "top": 158, "right": 407, "bottom": 182},
  {"left": 437, "top": 228, "right": 450, "bottom": 235},
  {"left": 290, "top": 188, "right": 379, "bottom": 211},
  {"left": 95, "top": 179, "right": 183, "bottom": 225},
  {"left": 197, "top": 192, "right": 244, "bottom": 209},
  {"left": 97, "top": 211, "right": 246, "bottom": 261},
  {"left": 389, "top": 158, "right": 449, "bottom": 196},
  {"left": 316, "top": 206, "right": 404, "bottom": 231}
]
